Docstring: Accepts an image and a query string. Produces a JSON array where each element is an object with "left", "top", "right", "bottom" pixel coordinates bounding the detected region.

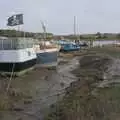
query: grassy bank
[
  {"left": 89, "top": 46, "right": 120, "bottom": 58},
  {"left": 45, "top": 46, "right": 120, "bottom": 120}
]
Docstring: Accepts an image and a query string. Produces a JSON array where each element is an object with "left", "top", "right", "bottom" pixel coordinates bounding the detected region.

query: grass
[
  {"left": 98, "top": 86, "right": 120, "bottom": 103},
  {"left": 45, "top": 82, "right": 120, "bottom": 120},
  {"left": 45, "top": 85, "right": 120, "bottom": 120},
  {"left": 89, "top": 46, "right": 120, "bottom": 58},
  {"left": 0, "top": 95, "right": 12, "bottom": 110},
  {"left": 45, "top": 46, "right": 120, "bottom": 120}
]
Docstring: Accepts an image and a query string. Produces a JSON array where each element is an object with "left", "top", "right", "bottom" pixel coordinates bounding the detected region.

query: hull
[
  {"left": 0, "top": 59, "right": 36, "bottom": 72},
  {"left": 36, "top": 48, "right": 58, "bottom": 68},
  {"left": 60, "top": 44, "right": 80, "bottom": 52},
  {"left": 60, "top": 47, "right": 80, "bottom": 52},
  {"left": 0, "top": 48, "right": 37, "bottom": 74}
]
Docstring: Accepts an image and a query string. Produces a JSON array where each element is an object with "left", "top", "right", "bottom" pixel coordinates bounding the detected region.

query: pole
[
  {"left": 6, "top": 25, "right": 20, "bottom": 93},
  {"left": 74, "top": 16, "right": 78, "bottom": 43},
  {"left": 24, "top": 29, "right": 26, "bottom": 38},
  {"left": 22, "top": 25, "right": 26, "bottom": 48},
  {"left": 74, "top": 16, "right": 76, "bottom": 37}
]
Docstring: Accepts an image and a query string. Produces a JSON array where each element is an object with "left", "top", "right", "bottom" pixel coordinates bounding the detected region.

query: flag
[{"left": 7, "top": 14, "right": 23, "bottom": 26}]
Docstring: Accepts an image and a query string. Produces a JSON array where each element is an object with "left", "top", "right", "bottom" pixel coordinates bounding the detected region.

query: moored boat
[
  {"left": 52, "top": 40, "right": 80, "bottom": 52},
  {"left": 51, "top": 40, "right": 61, "bottom": 52},
  {"left": 0, "top": 37, "right": 37, "bottom": 76},
  {"left": 60, "top": 42, "right": 80, "bottom": 52},
  {"left": 34, "top": 41, "right": 58, "bottom": 69}
]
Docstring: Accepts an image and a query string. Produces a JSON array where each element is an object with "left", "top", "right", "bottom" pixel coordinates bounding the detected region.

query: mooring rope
[{"left": 6, "top": 63, "right": 15, "bottom": 93}]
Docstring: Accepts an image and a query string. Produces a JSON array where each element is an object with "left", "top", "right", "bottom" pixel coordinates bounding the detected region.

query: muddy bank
[
  {"left": 45, "top": 54, "right": 119, "bottom": 120},
  {"left": 1, "top": 47, "right": 120, "bottom": 120},
  {"left": 0, "top": 55, "right": 79, "bottom": 120}
]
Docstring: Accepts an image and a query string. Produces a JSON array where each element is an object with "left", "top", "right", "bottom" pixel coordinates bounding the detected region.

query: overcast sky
[{"left": 0, "top": 0, "right": 120, "bottom": 34}]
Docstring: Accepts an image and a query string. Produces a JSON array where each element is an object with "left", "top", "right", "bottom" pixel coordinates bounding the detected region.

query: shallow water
[{"left": 93, "top": 40, "right": 117, "bottom": 47}]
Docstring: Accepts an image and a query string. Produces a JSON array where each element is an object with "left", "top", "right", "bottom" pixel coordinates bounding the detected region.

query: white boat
[{"left": 0, "top": 37, "right": 37, "bottom": 75}]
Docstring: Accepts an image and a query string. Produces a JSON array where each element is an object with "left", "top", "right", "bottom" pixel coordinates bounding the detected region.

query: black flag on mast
[{"left": 7, "top": 14, "right": 23, "bottom": 26}]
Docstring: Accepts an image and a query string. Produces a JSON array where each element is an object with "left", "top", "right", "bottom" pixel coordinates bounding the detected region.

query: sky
[{"left": 0, "top": 0, "right": 120, "bottom": 35}]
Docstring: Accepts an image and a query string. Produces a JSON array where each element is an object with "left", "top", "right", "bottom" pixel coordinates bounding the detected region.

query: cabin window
[
  {"left": 0, "top": 40, "right": 3, "bottom": 50},
  {"left": 0, "top": 38, "right": 34, "bottom": 50}
]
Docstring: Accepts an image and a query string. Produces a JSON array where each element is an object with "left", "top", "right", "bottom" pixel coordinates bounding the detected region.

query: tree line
[
  {"left": 0, "top": 29, "right": 53, "bottom": 39},
  {"left": 55, "top": 32, "right": 120, "bottom": 40},
  {"left": 1, "top": 30, "right": 120, "bottom": 40}
]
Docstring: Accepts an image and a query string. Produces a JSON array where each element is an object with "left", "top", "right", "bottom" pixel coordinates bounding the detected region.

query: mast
[
  {"left": 74, "top": 16, "right": 78, "bottom": 41},
  {"left": 74, "top": 16, "right": 76, "bottom": 37},
  {"left": 41, "top": 21, "right": 46, "bottom": 49}
]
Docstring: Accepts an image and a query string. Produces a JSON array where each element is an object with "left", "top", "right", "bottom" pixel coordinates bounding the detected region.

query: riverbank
[
  {"left": 45, "top": 46, "right": 120, "bottom": 120},
  {"left": 0, "top": 51, "right": 81, "bottom": 120},
  {"left": 1, "top": 46, "right": 120, "bottom": 120}
]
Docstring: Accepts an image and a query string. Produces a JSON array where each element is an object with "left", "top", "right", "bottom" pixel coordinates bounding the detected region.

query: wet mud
[{"left": 0, "top": 56, "right": 79, "bottom": 120}]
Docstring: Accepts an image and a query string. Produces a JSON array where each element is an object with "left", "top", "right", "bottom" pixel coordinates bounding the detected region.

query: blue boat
[
  {"left": 60, "top": 43, "right": 80, "bottom": 52},
  {"left": 52, "top": 40, "right": 80, "bottom": 52},
  {"left": 53, "top": 40, "right": 68, "bottom": 45}
]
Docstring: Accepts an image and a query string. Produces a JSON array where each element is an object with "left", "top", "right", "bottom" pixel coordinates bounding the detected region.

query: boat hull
[
  {"left": 0, "top": 48, "right": 37, "bottom": 75},
  {"left": 36, "top": 49, "right": 58, "bottom": 68},
  {"left": 60, "top": 48, "right": 80, "bottom": 52},
  {"left": 0, "top": 59, "right": 36, "bottom": 72},
  {"left": 60, "top": 45, "right": 80, "bottom": 52}
]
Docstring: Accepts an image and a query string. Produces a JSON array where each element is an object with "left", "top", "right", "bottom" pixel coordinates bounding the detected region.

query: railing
[{"left": 0, "top": 38, "right": 34, "bottom": 50}]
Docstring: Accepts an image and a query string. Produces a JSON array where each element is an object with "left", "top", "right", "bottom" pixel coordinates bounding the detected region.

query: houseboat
[{"left": 0, "top": 37, "right": 37, "bottom": 76}]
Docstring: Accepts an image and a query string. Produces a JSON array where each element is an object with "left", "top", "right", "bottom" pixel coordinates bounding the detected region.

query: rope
[{"left": 6, "top": 63, "right": 15, "bottom": 93}]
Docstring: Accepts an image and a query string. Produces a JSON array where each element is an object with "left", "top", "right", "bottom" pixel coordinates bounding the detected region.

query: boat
[
  {"left": 50, "top": 40, "right": 61, "bottom": 52},
  {"left": 33, "top": 21, "right": 58, "bottom": 69},
  {"left": 34, "top": 41, "right": 58, "bottom": 68},
  {"left": 78, "top": 41, "right": 88, "bottom": 47},
  {"left": 0, "top": 37, "right": 37, "bottom": 76},
  {"left": 53, "top": 40, "right": 80, "bottom": 52},
  {"left": 60, "top": 42, "right": 80, "bottom": 52},
  {"left": 58, "top": 16, "right": 80, "bottom": 52},
  {"left": 73, "top": 16, "right": 88, "bottom": 48}
]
